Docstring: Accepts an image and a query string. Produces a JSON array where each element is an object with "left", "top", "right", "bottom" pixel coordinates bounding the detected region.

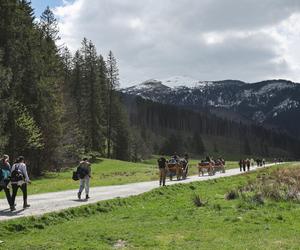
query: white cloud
[{"left": 54, "top": 0, "right": 300, "bottom": 86}]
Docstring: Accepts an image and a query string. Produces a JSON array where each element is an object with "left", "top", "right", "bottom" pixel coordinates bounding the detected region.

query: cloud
[{"left": 54, "top": 0, "right": 300, "bottom": 86}]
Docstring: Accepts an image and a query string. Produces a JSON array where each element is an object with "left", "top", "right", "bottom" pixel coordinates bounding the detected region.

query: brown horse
[
  {"left": 198, "top": 161, "right": 214, "bottom": 176},
  {"left": 167, "top": 162, "right": 184, "bottom": 181},
  {"left": 213, "top": 159, "right": 225, "bottom": 174}
]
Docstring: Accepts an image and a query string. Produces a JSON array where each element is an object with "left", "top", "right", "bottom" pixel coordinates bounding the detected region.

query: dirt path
[{"left": 0, "top": 163, "right": 279, "bottom": 221}]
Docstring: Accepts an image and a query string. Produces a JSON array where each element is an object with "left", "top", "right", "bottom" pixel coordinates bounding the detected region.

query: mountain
[{"left": 122, "top": 77, "right": 300, "bottom": 138}]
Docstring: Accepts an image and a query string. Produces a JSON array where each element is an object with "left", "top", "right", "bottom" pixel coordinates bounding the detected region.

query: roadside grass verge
[
  {"left": 1, "top": 157, "right": 238, "bottom": 197},
  {"left": 0, "top": 163, "right": 299, "bottom": 249}
]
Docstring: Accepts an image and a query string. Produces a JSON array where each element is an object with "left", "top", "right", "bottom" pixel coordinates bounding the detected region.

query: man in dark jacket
[{"left": 158, "top": 157, "right": 167, "bottom": 186}]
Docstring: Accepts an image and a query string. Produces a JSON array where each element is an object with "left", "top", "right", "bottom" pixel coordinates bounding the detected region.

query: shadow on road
[{"left": 0, "top": 208, "right": 25, "bottom": 217}]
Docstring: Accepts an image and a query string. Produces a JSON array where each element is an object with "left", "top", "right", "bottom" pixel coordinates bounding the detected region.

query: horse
[
  {"left": 198, "top": 161, "right": 214, "bottom": 176},
  {"left": 167, "top": 161, "right": 184, "bottom": 181},
  {"left": 180, "top": 159, "right": 189, "bottom": 180},
  {"left": 213, "top": 159, "right": 225, "bottom": 174}
]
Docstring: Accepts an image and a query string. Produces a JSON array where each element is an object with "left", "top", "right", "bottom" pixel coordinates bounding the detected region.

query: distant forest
[
  {"left": 0, "top": 1, "right": 299, "bottom": 176},
  {"left": 122, "top": 95, "right": 300, "bottom": 160}
]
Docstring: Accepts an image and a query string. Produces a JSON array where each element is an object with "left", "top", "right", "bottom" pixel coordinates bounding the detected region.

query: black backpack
[
  {"left": 158, "top": 158, "right": 166, "bottom": 168},
  {"left": 76, "top": 165, "right": 89, "bottom": 179},
  {"left": 11, "top": 165, "right": 24, "bottom": 182}
]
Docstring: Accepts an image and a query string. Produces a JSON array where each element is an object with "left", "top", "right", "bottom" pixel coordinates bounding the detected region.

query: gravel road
[{"left": 0, "top": 163, "right": 278, "bottom": 221}]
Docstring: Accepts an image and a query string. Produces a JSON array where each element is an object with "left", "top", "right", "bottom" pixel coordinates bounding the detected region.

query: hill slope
[{"left": 122, "top": 78, "right": 300, "bottom": 138}]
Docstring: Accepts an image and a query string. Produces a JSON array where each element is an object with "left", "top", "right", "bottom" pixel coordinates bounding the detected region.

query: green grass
[
  {"left": 1, "top": 157, "right": 239, "bottom": 197},
  {"left": 0, "top": 163, "right": 298, "bottom": 249}
]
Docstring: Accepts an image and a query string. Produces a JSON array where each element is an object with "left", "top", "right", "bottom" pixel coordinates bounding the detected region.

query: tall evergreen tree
[
  {"left": 106, "top": 51, "right": 119, "bottom": 158},
  {"left": 191, "top": 132, "right": 205, "bottom": 156}
]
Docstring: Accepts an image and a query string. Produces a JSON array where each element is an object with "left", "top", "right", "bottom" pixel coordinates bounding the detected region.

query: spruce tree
[{"left": 106, "top": 51, "right": 119, "bottom": 158}]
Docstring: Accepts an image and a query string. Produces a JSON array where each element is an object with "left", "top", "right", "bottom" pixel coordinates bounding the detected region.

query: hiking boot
[
  {"left": 85, "top": 195, "right": 90, "bottom": 200},
  {"left": 23, "top": 204, "right": 30, "bottom": 209},
  {"left": 77, "top": 192, "right": 81, "bottom": 200},
  {"left": 10, "top": 206, "right": 16, "bottom": 211}
]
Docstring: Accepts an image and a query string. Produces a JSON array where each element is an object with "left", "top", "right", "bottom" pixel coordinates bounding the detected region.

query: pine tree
[
  {"left": 191, "top": 132, "right": 205, "bottom": 156},
  {"left": 106, "top": 51, "right": 119, "bottom": 158},
  {"left": 39, "top": 6, "right": 60, "bottom": 42},
  {"left": 0, "top": 50, "right": 11, "bottom": 152}
]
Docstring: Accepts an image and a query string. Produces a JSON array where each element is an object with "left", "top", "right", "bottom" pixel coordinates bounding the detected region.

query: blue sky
[{"left": 31, "top": 0, "right": 65, "bottom": 17}]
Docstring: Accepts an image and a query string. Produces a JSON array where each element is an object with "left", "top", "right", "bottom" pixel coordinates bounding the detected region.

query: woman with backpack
[
  {"left": 10, "top": 156, "right": 31, "bottom": 211},
  {"left": 0, "top": 154, "right": 13, "bottom": 210}
]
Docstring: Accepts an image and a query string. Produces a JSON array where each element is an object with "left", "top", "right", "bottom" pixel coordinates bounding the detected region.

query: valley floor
[
  {"left": 0, "top": 163, "right": 278, "bottom": 221},
  {"left": 0, "top": 162, "right": 299, "bottom": 249}
]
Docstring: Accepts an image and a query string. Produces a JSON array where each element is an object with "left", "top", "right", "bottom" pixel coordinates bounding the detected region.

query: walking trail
[{"left": 0, "top": 163, "right": 279, "bottom": 221}]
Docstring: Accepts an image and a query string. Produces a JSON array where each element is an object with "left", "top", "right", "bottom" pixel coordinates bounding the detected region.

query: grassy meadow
[
  {"left": 1, "top": 157, "right": 239, "bottom": 197},
  {"left": 0, "top": 163, "right": 299, "bottom": 249}
]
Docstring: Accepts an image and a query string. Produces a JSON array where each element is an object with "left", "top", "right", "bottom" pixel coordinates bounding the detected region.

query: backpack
[
  {"left": 0, "top": 162, "right": 11, "bottom": 184},
  {"left": 11, "top": 165, "right": 24, "bottom": 182},
  {"left": 0, "top": 168, "right": 11, "bottom": 181},
  {"left": 76, "top": 165, "right": 89, "bottom": 179},
  {"left": 158, "top": 158, "right": 166, "bottom": 168}
]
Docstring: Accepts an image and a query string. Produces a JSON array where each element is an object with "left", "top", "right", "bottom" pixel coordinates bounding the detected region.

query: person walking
[
  {"left": 246, "top": 158, "right": 251, "bottom": 171},
  {"left": 242, "top": 159, "right": 246, "bottom": 172},
  {"left": 10, "top": 156, "right": 31, "bottom": 211},
  {"left": 239, "top": 159, "right": 243, "bottom": 172},
  {"left": 158, "top": 157, "right": 167, "bottom": 186},
  {"left": 0, "top": 154, "right": 13, "bottom": 210},
  {"left": 77, "top": 158, "right": 91, "bottom": 200}
]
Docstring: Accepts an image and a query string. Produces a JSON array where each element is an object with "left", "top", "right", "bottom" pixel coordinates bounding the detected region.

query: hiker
[
  {"left": 242, "top": 159, "right": 246, "bottom": 172},
  {"left": 10, "top": 156, "right": 31, "bottom": 211},
  {"left": 0, "top": 154, "right": 13, "bottom": 210},
  {"left": 246, "top": 158, "right": 250, "bottom": 171},
  {"left": 239, "top": 159, "right": 243, "bottom": 172},
  {"left": 77, "top": 158, "right": 91, "bottom": 200},
  {"left": 158, "top": 157, "right": 167, "bottom": 186}
]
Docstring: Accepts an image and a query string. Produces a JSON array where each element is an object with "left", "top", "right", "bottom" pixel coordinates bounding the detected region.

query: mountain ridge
[{"left": 121, "top": 77, "right": 300, "bottom": 138}]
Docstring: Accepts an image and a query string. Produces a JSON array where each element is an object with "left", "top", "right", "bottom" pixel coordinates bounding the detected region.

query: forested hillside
[
  {"left": 0, "top": 1, "right": 130, "bottom": 174},
  {"left": 122, "top": 94, "right": 300, "bottom": 159}
]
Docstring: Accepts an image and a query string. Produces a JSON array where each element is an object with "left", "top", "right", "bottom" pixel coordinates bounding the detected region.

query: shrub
[
  {"left": 225, "top": 189, "right": 239, "bottom": 200},
  {"left": 192, "top": 194, "right": 207, "bottom": 207}
]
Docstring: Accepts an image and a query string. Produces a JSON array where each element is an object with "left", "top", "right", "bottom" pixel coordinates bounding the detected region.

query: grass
[
  {"left": 1, "top": 157, "right": 239, "bottom": 197},
  {"left": 0, "top": 162, "right": 299, "bottom": 249}
]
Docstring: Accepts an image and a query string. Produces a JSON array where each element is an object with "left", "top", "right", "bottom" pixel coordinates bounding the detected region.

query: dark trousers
[
  {"left": 0, "top": 182, "right": 12, "bottom": 207},
  {"left": 159, "top": 168, "right": 167, "bottom": 186},
  {"left": 247, "top": 164, "right": 250, "bottom": 171},
  {"left": 11, "top": 183, "right": 27, "bottom": 206}
]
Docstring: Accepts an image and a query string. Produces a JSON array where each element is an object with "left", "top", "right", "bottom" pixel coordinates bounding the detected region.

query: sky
[{"left": 31, "top": 0, "right": 300, "bottom": 87}]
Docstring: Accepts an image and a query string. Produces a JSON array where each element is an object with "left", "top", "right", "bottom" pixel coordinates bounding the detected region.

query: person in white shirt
[{"left": 10, "top": 156, "right": 31, "bottom": 211}]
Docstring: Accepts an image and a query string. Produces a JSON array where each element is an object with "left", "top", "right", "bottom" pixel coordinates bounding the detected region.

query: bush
[
  {"left": 192, "top": 194, "right": 207, "bottom": 207},
  {"left": 225, "top": 189, "right": 239, "bottom": 200}
]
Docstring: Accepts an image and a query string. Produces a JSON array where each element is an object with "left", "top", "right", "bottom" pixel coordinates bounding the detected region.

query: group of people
[
  {"left": 238, "top": 158, "right": 266, "bottom": 172},
  {"left": 0, "top": 154, "right": 31, "bottom": 211},
  {"left": 157, "top": 153, "right": 189, "bottom": 186}
]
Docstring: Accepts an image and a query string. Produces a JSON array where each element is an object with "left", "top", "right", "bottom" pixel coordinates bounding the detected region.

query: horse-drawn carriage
[
  {"left": 197, "top": 159, "right": 225, "bottom": 176},
  {"left": 167, "top": 159, "right": 189, "bottom": 181}
]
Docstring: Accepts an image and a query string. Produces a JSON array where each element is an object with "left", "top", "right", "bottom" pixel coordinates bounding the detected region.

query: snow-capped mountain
[{"left": 121, "top": 77, "right": 300, "bottom": 137}]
